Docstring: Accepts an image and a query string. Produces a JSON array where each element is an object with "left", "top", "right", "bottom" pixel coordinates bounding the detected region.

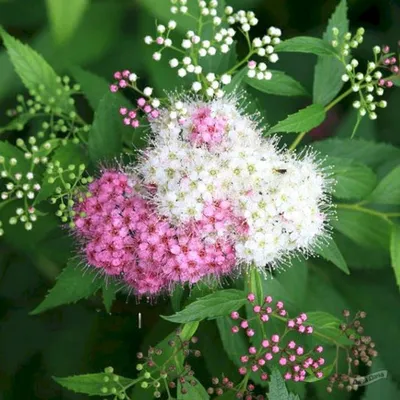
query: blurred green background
[{"left": 1, "top": 0, "right": 400, "bottom": 399}]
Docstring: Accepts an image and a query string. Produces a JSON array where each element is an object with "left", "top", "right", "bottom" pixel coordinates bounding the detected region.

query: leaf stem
[{"left": 336, "top": 202, "right": 400, "bottom": 223}]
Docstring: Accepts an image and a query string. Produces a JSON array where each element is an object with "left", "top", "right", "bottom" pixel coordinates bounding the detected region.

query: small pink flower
[
  {"left": 258, "top": 358, "right": 266, "bottom": 366},
  {"left": 271, "top": 334, "right": 280, "bottom": 343},
  {"left": 251, "top": 365, "right": 259, "bottom": 372},
  {"left": 239, "top": 367, "right": 247, "bottom": 375},
  {"left": 246, "top": 329, "right": 255, "bottom": 337},
  {"left": 288, "top": 341, "right": 296, "bottom": 349},
  {"left": 247, "top": 293, "right": 255, "bottom": 302},
  {"left": 110, "top": 84, "right": 118, "bottom": 93},
  {"left": 276, "top": 301, "right": 284, "bottom": 309},
  {"left": 137, "top": 98, "right": 146, "bottom": 107},
  {"left": 306, "top": 326, "right": 313, "bottom": 334},
  {"left": 300, "top": 313, "right": 307, "bottom": 321},
  {"left": 284, "top": 372, "right": 292, "bottom": 380},
  {"left": 264, "top": 296, "right": 273, "bottom": 303},
  {"left": 249, "top": 347, "right": 257, "bottom": 355},
  {"left": 260, "top": 314, "right": 269, "bottom": 322},
  {"left": 316, "top": 371, "right": 323, "bottom": 379},
  {"left": 318, "top": 357, "right": 325, "bottom": 365},
  {"left": 265, "top": 353, "right": 273, "bottom": 361},
  {"left": 240, "top": 355, "right": 249, "bottom": 363},
  {"left": 289, "top": 355, "right": 296, "bottom": 362},
  {"left": 261, "top": 340, "right": 269, "bottom": 348},
  {"left": 253, "top": 305, "right": 261, "bottom": 313},
  {"left": 119, "top": 107, "right": 128, "bottom": 115},
  {"left": 231, "top": 311, "right": 239, "bottom": 320},
  {"left": 261, "top": 373, "right": 268, "bottom": 381},
  {"left": 240, "top": 320, "right": 249, "bottom": 329},
  {"left": 279, "top": 357, "right": 287, "bottom": 366},
  {"left": 298, "top": 325, "right": 306, "bottom": 333},
  {"left": 315, "top": 346, "right": 323, "bottom": 353},
  {"left": 287, "top": 320, "right": 295, "bottom": 328},
  {"left": 272, "top": 345, "right": 279, "bottom": 353},
  {"left": 296, "top": 347, "right": 304, "bottom": 356},
  {"left": 231, "top": 326, "right": 239, "bottom": 333}
]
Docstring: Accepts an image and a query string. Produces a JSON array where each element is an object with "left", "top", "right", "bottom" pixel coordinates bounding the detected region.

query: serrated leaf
[
  {"left": 333, "top": 208, "right": 391, "bottom": 250},
  {"left": 102, "top": 281, "right": 119, "bottom": 313},
  {"left": 35, "top": 142, "right": 87, "bottom": 203},
  {"left": 46, "top": 0, "right": 89, "bottom": 45},
  {"left": 30, "top": 259, "right": 102, "bottom": 315},
  {"left": 178, "top": 377, "right": 210, "bottom": 400},
  {"left": 316, "top": 238, "right": 349, "bottom": 274},
  {"left": 245, "top": 70, "right": 309, "bottom": 97},
  {"left": 390, "top": 224, "right": 400, "bottom": 289},
  {"left": 70, "top": 66, "right": 110, "bottom": 110},
  {"left": 327, "top": 157, "right": 377, "bottom": 200},
  {"left": 275, "top": 37, "right": 338, "bottom": 57},
  {"left": 88, "top": 92, "right": 127, "bottom": 162},
  {"left": 54, "top": 372, "right": 133, "bottom": 396},
  {"left": 312, "top": 138, "right": 400, "bottom": 168},
  {"left": 304, "top": 363, "right": 334, "bottom": 382},
  {"left": 0, "top": 26, "right": 72, "bottom": 111},
  {"left": 161, "top": 289, "right": 246, "bottom": 323},
  {"left": 269, "top": 368, "right": 289, "bottom": 400},
  {"left": 367, "top": 165, "right": 400, "bottom": 205},
  {"left": 313, "top": 0, "right": 349, "bottom": 105},
  {"left": 267, "top": 103, "right": 326, "bottom": 134},
  {"left": 306, "top": 311, "right": 352, "bottom": 346}
]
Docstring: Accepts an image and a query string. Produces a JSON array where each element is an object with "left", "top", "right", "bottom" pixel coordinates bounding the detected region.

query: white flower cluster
[
  {"left": 133, "top": 97, "right": 331, "bottom": 268},
  {"left": 143, "top": 0, "right": 282, "bottom": 97}
]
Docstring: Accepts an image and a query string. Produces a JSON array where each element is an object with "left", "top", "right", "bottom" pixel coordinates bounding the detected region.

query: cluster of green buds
[
  {"left": 332, "top": 26, "right": 399, "bottom": 121},
  {"left": 46, "top": 162, "right": 92, "bottom": 227},
  {"left": 100, "top": 366, "right": 129, "bottom": 399}
]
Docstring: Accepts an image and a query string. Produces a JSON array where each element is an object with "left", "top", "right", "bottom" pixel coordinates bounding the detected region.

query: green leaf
[
  {"left": 390, "top": 224, "right": 400, "bottom": 289},
  {"left": 312, "top": 138, "right": 400, "bottom": 169},
  {"left": 178, "top": 378, "right": 210, "bottom": 400},
  {"left": 216, "top": 316, "right": 248, "bottom": 365},
  {"left": 275, "top": 37, "right": 338, "bottom": 57},
  {"left": 161, "top": 289, "right": 246, "bottom": 323},
  {"left": 327, "top": 157, "right": 377, "bottom": 200},
  {"left": 30, "top": 259, "right": 102, "bottom": 315},
  {"left": 306, "top": 311, "right": 352, "bottom": 346},
  {"left": 88, "top": 92, "right": 127, "bottom": 162},
  {"left": 102, "top": 281, "right": 118, "bottom": 313},
  {"left": 267, "top": 103, "right": 326, "bottom": 134},
  {"left": 247, "top": 267, "right": 264, "bottom": 304},
  {"left": 224, "top": 67, "right": 247, "bottom": 94},
  {"left": 54, "top": 372, "right": 133, "bottom": 396},
  {"left": 46, "top": 0, "right": 89, "bottom": 45},
  {"left": 333, "top": 208, "right": 391, "bottom": 250},
  {"left": 0, "top": 113, "right": 34, "bottom": 135},
  {"left": 0, "top": 141, "right": 30, "bottom": 172},
  {"left": 0, "top": 26, "right": 72, "bottom": 111},
  {"left": 268, "top": 368, "right": 289, "bottom": 400},
  {"left": 245, "top": 70, "right": 309, "bottom": 97},
  {"left": 313, "top": 0, "right": 349, "bottom": 105},
  {"left": 36, "top": 142, "right": 87, "bottom": 203},
  {"left": 171, "top": 285, "right": 184, "bottom": 313},
  {"left": 304, "top": 363, "right": 335, "bottom": 382},
  {"left": 70, "top": 66, "right": 110, "bottom": 110},
  {"left": 315, "top": 238, "right": 349, "bottom": 274},
  {"left": 367, "top": 165, "right": 400, "bottom": 205}
]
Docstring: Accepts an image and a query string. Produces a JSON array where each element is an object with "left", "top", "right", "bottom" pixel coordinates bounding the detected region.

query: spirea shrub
[{"left": 0, "top": 0, "right": 399, "bottom": 399}]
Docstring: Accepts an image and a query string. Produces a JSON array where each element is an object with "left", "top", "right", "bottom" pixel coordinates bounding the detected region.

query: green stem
[{"left": 336, "top": 203, "right": 400, "bottom": 223}]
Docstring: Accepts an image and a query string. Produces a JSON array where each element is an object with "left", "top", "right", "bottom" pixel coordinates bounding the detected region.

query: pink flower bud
[
  {"left": 156, "top": 37, "right": 164, "bottom": 45},
  {"left": 122, "top": 69, "right": 130, "bottom": 78},
  {"left": 131, "top": 120, "right": 140, "bottom": 128},
  {"left": 272, "top": 345, "right": 279, "bottom": 353},
  {"left": 264, "top": 296, "right": 272, "bottom": 303},
  {"left": 296, "top": 347, "right": 304, "bottom": 355},
  {"left": 110, "top": 84, "right": 118, "bottom": 93},
  {"left": 231, "top": 311, "right": 239, "bottom": 320},
  {"left": 316, "top": 371, "right": 323, "bottom": 379},
  {"left": 379, "top": 79, "right": 385, "bottom": 86},
  {"left": 306, "top": 326, "right": 313, "bottom": 334},
  {"left": 384, "top": 58, "right": 391, "bottom": 65},
  {"left": 391, "top": 66, "right": 399, "bottom": 73},
  {"left": 128, "top": 110, "right": 137, "bottom": 118},
  {"left": 383, "top": 45, "right": 390, "bottom": 53},
  {"left": 119, "top": 80, "right": 127, "bottom": 88},
  {"left": 276, "top": 301, "right": 284, "bottom": 309},
  {"left": 249, "top": 346, "right": 257, "bottom": 354},
  {"left": 279, "top": 357, "right": 287, "bottom": 366},
  {"left": 284, "top": 372, "right": 292, "bottom": 380},
  {"left": 150, "top": 110, "right": 160, "bottom": 119},
  {"left": 144, "top": 105, "right": 152, "bottom": 113},
  {"left": 247, "top": 293, "right": 255, "bottom": 302},
  {"left": 240, "top": 320, "right": 249, "bottom": 329},
  {"left": 300, "top": 313, "right": 307, "bottom": 321},
  {"left": 239, "top": 367, "right": 247, "bottom": 375},
  {"left": 315, "top": 346, "right": 323, "bottom": 353},
  {"left": 261, "top": 373, "right": 268, "bottom": 381},
  {"left": 386, "top": 80, "right": 394, "bottom": 88},
  {"left": 296, "top": 317, "right": 303, "bottom": 325},
  {"left": 251, "top": 365, "right": 259, "bottom": 372},
  {"left": 298, "top": 325, "right": 305, "bottom": 333},
  {"left": 265, "top": 307, "right": 272, "bottom": 314},
  {"left": 258, "top": 358, "right": 266, "bottom": 366},
  {"left": 265, "top": 353, "right": 273, "bottom": 361},
  {"left": 114, "top": 71, "right": 122, "bottom": 79},
  {"left": 293, "top": 365, "right": 300, "bottom": 372},
  {"left": 240, "top": 355, "right": 249, "bottom": 363},
  {"left": 318, "top": 357, "right": 325, "bottom": 365},
  {"left": 289, "top": 355, "right": 296, "bottom": 362},
  {"left": 260, "top": 314, "right": 269, "bottom": 322},
  {"left": 287, "top": 320, "right": 295, "bottom": 328},
  {"left": 253, "top": 305, "right": 261, "bottom": 313},
  {"left": 248, "top": 60, "right": 257, "bottom": 69},
  {"left": 231, "top": 326, "right": 239, "bottom": 333},
  {"left": 271, "top": 334, "right": 279, "bottom": 343},
  {"left": 279, "top": 309, "right": 287, "bottom": 316},
  {"left": 123, "top": 118, "right": 131, "bottom": 126},
  {"left": 246, "top": 329, "right": 255, "bottom": 337},
  {"left": 261, "top": 340, "right": 269, "bottom": 348},
  {"left": 288, "top": 340, "right": 296, "bottom": 349},
  {"left": 137, "top": 98, "right": 146, "bottom": 107}
]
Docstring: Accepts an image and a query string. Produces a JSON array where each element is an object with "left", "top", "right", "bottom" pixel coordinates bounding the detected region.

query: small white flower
[
  {"left": 206, "top": 73, "right": 216, "bottom": 82},
  {"left": 153, "top": 52, "right": 162, "bottom": 61},
  {"left": 143, "top": 87, "right": 153, "bottom": 97},
  {"left": 157, "top": 24, "right": 166, "bottom": 33},
  {"left": 269, "top": 53, "right": 279, "bottom": 63},
  {"left": 178, "top": 68, "right": 187, "bottom": 77},
  {"left": 182, "top": 39, "right": 191, "bottom": 49},
  {"left": 253, "top": 38, "right": 263, "bottom": 48},
  {"left": 168, "top": 20, "right": 177, "bottom": 30},
  {"left": 221, "top": 44, "right": 230, "bottom": 53},
  {"left": 247, "top": 69, "right": 256, "bottom": 78},
  {"left": 225, "top": 5, "right": 233, "bottom": 14},
  {"left": 129, "top": 73, "right": 137, "bottom": 82},
  {"left": 257, "top": 48, "right": 266, "bottom": 56},
  {"left": 144, "top": 36, "right": 153, "bottom": 45},
  {"left": 152, "top": 99, "right": 161, "bottom": 108},
  {"left": 208, "top": 47, "right": 217, "bottom": 56},
  {"left": 192, "top": 82, "right": 202, "bottom": 92},
  {"left": 242, "top": 23, "right": 251, "bottom": 32},
  {"left": 164, "top": 38, "right": 172, "bottom": 47},
  {"left": 169, "top": 58, "right": 179, "bottom": 68},
  {"left": 221, "top": 74, "right": 232, "bottom": 85},
  {"left": 341, "top": 74, "right": 350, "bottom": 82},
  {"left": 199, "top": 48, "right": 207, "bottom": 57}
]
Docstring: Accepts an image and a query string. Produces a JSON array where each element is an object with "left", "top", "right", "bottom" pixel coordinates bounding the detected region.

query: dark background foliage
[{"left": 1, "top": 0, "right": 400, "bottom": 399}]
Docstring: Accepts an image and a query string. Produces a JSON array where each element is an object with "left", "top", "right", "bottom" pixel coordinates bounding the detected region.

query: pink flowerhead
[
  {"left": 288, "top": 340, "right": 296, "bottom": 349},
  {"left": 284, "top": 372, "right": 292, "bottom": 380},
  {"left": 251, "top": 365, "right": 259, "bottom": 372}
]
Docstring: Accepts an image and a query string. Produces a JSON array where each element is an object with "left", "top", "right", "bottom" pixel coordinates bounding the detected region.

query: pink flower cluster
[
  {"left": 379, "top": 45, "right": 399, "bottom": 87},
  {"left": 110, "top": 70, "right": 131, "bottom": 92},
  {"left": 230, "top": 294, "right": 325, "bottom": 382},
  {"left": 119, "top": 98, "right": 159, "bottom": 129},
  {"left": 188, "top": 106, "right": 228, "bottom": 147},
  {"left": 74, "top": 170, "right": 238, "bottom": 295}
]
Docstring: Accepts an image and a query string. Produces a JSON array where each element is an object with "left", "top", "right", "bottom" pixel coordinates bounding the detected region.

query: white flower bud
[
  {"left": 157, "top": 25, "right": 166, "bottom": 33},
  {"left": 199, "top": 48, "right": 207, "bottom": 57},
  {"left": 192, "top": 82, "right": 202, "bottom": 92},
  {"left": 379, "top": 100, "right": 387, "bottom": 108},
  {"left": 221, "top": 74, "right": 232, "bottom": 85},
  {"left": 341, "top": 74, "right": 350, "bottom": 82},
  {"left": 182, "top": 39, "right": 191, "bottom": 49},
  {"left": 247, "top": 69, "right": 256, "bottom": 78},
  {"left": 225, "top": 6, "right": 233, "bottom": 15},
  {"left": 153, "top": 52, "right": 162, "bottom": 61},
  {"left": 353, "top": 101, "right": 361, "bottom": 109},
  {"left": 206, "top": 73, "right": 216, "bottom": 82},
  {"left": 178, "top": 68, "right": 187, "bottom": 77},
  {"left": 373, "top": 46, "right": 381, "bottom": 54},
  {"left": 269, "top": 53, "right": 279, "bottom": 63},
  {"left": 220, "top": 44, "right": 229, "bottom": 53},
  {"left": 168, "top": 20, "right": 177, "bottom": 30},
  {"left": 369, "top": 112, "right": 377, "bottom": 120},
  {"left": 169, "top": 58, "right": 179, "bottom": 68},
  {"left": 129, "top": 73, "right": 137, "bottom": 82},
  {"left": 144, "top": 36, "right": 153, "bottom": 45},
  {"left": 143, "top": 87, "right": 153, "bottom": 97}
]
